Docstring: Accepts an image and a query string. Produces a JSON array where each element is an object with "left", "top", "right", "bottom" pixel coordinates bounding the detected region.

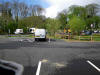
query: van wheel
[{"left": 35, "top": 38, "right": 37, "bottom": 41}]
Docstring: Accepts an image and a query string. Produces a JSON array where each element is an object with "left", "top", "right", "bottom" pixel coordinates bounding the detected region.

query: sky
[
  {"left": 44, "top": 0, "right": 100, "bottom": 18},
  {"left": 1, "top": 0, "right": 100, "bottom": 18}
]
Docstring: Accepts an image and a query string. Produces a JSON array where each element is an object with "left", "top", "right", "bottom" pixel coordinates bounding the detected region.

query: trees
[
  {"left": 68, "top": 4, "right": 99, "bottom": 19},
  {"left": 86, "top": 16, "right": 100, "bottom": 29},
  {"left": 57, "top": 12, "right": 67, "bottom": 30},
  {"left": 85, "top": 4, "right": 100, "bottom": 30},
  {"left": 0, "top": 17, "right": 4, "bottom": 33},
  {"left": 18, "top": 16, "right": 46, "bottom": 32},
  {"left": 12, "top": 0, "right": 19, "bottom": 23},
  {"left": 68, "top": 5, "right": 87, "bottom": 20},
  {"left": 29, "top": 5, "right": 45, "bottom": 16},
  {"left": 0, "top": 1, "right": 100, "bottom": 35},
  {"left": 46, "top": 18, "right": 61, "bottom": 36},
  {"left": 68, "top": 16, "right": 86, "bottom": 35},
  {"left": 67, "top": 6, "right": 87, "bottom": 35},
  {"left": 19, "top": 2, "right": 29, "bottom": 18},
  {"left": 67, "top": 4, "right": 100, "bottom": 34},
  {"left": 0, "top": 2, "right": 13, "bottom": 34},
  {"left": 86, "top": 4, "right": 99, "bottom": 17}
]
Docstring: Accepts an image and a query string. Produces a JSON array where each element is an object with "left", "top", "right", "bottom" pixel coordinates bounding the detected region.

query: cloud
[{"left": 44, "top": 0, "right": 100, "bottom": 18}]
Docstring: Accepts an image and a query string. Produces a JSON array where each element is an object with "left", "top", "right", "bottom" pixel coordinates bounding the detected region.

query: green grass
[
  {"left": 47, "top": 35, "right": 61, "bottom": 39},
  {"left": 8, "top": 34, "right": 34, "bottom": 38},
  {"left": 73, "top": 35, "right": 100, "bottom": 41},
  {"left": 6, "top": 34, "right": 100, "bottom": 41},
  {"left": 93, "top": 37, "right": 100, "bottom": 41}
]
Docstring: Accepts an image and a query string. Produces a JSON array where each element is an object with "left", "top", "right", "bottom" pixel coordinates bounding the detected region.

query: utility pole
[{"left": 91, "top": 24, "right": 93, "bottom": 41}]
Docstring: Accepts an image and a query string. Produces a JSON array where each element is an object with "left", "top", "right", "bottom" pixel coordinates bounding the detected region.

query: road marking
[
  {"left": 36, "top": 61, "right": 42, "bottom": 75},
  {"left": 87, "top": 60, "right": 100, "bottom": 72},
  {"left": 48, "top": 38, "right": 50, "bottom": 43}
]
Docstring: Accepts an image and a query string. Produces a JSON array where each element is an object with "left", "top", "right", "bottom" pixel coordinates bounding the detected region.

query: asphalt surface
[{"left": 0, "top": 37, "right": 100, "bottom": 75}]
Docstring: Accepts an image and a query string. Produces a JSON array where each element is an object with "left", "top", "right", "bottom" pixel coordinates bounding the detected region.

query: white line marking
[
  {"left": 87, "top": 60, "right": 100, "bottom": 72},
  {"left": 36, "top": 61, "right": 42, "bottom": 75}
]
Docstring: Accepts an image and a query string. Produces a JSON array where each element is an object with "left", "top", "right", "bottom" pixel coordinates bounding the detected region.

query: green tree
[
  {"left": 46, "top": 18, "right": 61, "bottom": 37},
  {"left": 17, "top": 16, "right": 46, "bottom": 33},
  {"left": 5, "top": 21, "right": 17, "bottom": 34},
  {"left": 68, "top": 5, "right": 87, "bottom": 19},
  {"left": 86, "top": 4, "right": 99, "bottom": 17},
  {"left": 57, "top": 12, "right": 67, "bottom": 30},
  {"left": 86, "top": 16, "right": 100, "bottom": 29},
  {"left": 68, "top": 16, "right": 86, "bottom": 35},
  {"left": 67, "top": 4, "right": 100, "bottom": 31}
]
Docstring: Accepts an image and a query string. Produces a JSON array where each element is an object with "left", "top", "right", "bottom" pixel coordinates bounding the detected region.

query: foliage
[
  {"left": 6, "top": 21, "right": 17, "bottom": 34},
  {"left": 68, "top": 16, "right": 86, "bottom": 35},
  {"left": 86, "top": 16, "right": 100, "bottom": 29},
  {"left": 68, "top": 5, "right": 87, "bottom": 19},
  {"left": 57, "top": 12, "right": 67, "bottom": 29},
  {"left": 67, "top": 3, "right": 100, "bottom": 35},
  {"left": 18, "top": 16, "right": 45, "bottom": 28},
  {"left": 86, "top": 4, "right": 99, "bottom": 17},
  {"left": 46, "top": 18, "right": 61, "bottom": 36}
]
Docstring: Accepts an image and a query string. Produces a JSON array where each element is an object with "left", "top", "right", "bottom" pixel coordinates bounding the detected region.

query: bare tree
[
  {"left": 31, "top": 5, "right": 44, "bottom": 16},
  {"left": 19, "top": 2, "right": 29, "bottom": 18},
  {"left": 12, "top": 0, "right": 19, "bottom": 22}
]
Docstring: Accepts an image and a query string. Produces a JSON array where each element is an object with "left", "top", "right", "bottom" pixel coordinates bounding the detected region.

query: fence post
[
  {"left": 79, "top": 36, "right": 80, "bottom": 41},
  {"left": 91, "top": 35, "right": 93, "bottom": 41},
  {"left": 68, "top": 32, "right": 70, "bottom": 40}
]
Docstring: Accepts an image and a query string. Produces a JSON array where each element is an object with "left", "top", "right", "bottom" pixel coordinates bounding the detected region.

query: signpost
[{"left": 91, "top": 24, "right": 93, "bottom": 41}]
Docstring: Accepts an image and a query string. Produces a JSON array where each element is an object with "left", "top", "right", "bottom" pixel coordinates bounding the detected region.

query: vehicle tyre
[{"left": 35, "top": 38, "right": 37, "bottom": 41}]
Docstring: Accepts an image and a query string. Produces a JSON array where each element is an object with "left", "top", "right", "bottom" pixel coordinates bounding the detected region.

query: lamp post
[
  {"left": 91, "top": 24, "right": 94, "bottom": 33},
  {"left": 91, "top": 24, "right": 93, "bottom": 41}
]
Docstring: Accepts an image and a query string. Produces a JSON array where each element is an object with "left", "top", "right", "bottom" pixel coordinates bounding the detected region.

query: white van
[
  {"left": 35, "top": 29, "right": 46, "bottom": 41},
  {"left": 29, "top": 28, "right": 36, "bottom": 34},
  {"left": 14, "top": 29, "right": 23, "bottom": 34}
]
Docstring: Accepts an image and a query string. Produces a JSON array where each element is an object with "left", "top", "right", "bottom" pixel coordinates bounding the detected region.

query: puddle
[
  {"left": 41, "top": 59, "right": 49, "bottom": 63},
  {"left": 52, "top": 63, "right": 66, "bottom": 68}
]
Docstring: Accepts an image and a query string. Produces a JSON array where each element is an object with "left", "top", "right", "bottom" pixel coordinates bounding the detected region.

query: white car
[
  {"left": 29, "top": 28, "right": 36, "bottom": 34},
  {"left": 94, "top": 30, "right": 99, "bottom": 33},
  {"left": 35, "top": 29, "right": 46, "bottom": 41},
  {"left": 14, "top": 29, "right": 23, "bottom": 34}
]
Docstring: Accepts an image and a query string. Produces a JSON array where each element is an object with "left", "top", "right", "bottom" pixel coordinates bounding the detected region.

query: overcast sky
[{"left": 43, "top": 0, "right": 100, "bottom": 18}]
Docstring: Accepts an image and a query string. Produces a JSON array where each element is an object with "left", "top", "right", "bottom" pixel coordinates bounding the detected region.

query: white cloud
[{"left": 44, "top": 0, "right": 100, "bottom": 18}]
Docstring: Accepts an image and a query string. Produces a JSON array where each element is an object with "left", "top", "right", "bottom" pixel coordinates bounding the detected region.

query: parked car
[
  {"left": 29, "top": 28, "right": 36, "bottom": 34},
  {"left": 81, "top": 30, "right": 92, "bottom": 35},
  {"left": 93, "top": 30, "right": 99, "bottom": 33},
  {"left": 14, "top": 29, "right": 23, "bottom": 34}
]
